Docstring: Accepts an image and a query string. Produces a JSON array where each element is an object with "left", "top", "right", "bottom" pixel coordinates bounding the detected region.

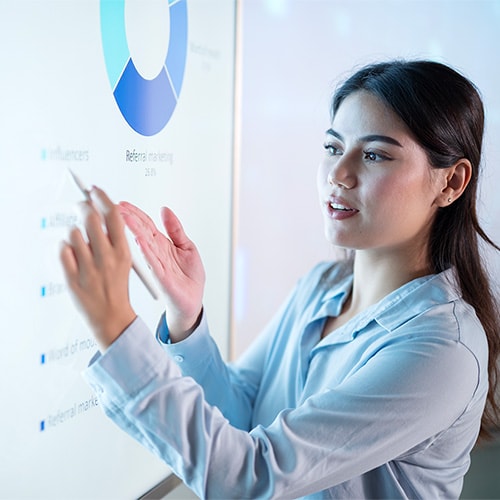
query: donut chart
[{"left": 100, "top": 0, "right": 188, "bottom": 136}]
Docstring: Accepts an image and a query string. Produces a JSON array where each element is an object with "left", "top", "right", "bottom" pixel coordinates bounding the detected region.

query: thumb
[{"left": 160, "top": 207, "right": 191, "bottom": 249}]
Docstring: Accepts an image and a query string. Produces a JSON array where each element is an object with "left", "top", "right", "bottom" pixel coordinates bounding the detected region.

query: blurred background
[
  {"left": 231, "top": 1, "right": 500, "bottom": 498},
  {"left": 234, "top": 0, "right": 500, "bottom": 357}
]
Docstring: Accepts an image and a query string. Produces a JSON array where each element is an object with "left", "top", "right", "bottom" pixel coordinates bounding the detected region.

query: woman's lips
[{"left": 325, "top": 197, "right": 359, "bottom": 220}]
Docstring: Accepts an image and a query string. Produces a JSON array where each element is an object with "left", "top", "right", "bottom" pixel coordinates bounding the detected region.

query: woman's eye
[
  {"left": 323, "top": 143, "right": 342, "bottom": 156},
  {"left": 363, "top": 150, "right": 389, "bottom": 162}
]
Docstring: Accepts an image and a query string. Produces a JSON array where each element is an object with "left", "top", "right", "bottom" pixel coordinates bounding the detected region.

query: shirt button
[{"left": 174, "top": 355, "right": 184, "bottom": 363}]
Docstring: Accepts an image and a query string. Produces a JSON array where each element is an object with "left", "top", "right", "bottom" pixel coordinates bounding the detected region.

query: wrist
[
  {"left": 94, "top": 308, "right": 137, "bottom": 351},
  {"left": 166, "top": 309, "right": 203, "bottom": 343}
]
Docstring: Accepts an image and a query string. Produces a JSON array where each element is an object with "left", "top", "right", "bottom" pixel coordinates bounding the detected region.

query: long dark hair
[{"left": 332, "top": 60, "right": 500, "bottom": 440}]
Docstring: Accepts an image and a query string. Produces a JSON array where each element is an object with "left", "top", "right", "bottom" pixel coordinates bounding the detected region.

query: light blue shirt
[{"left": 84, "top": 261, "right": 488, "bottom": 499}]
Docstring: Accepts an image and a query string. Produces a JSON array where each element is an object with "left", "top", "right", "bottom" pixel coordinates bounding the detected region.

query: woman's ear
[{"left": 436, "top": 159, "right": 472, "bottom": 207}]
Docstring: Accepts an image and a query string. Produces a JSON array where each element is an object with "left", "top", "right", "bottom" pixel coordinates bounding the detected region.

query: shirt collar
[
  {"left": 312, "top": 266, "right": 460, "bottom": 345},
  {"left": 312, "top": 270, "right": 354, "bottom": 321},
  {"left": 373, "top": 267, "right": 460, "bottom": 332}
]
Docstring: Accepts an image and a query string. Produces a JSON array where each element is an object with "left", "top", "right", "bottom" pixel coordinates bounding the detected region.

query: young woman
[{"left": 61, "top": 60, "right": 499, "bottom": 499}]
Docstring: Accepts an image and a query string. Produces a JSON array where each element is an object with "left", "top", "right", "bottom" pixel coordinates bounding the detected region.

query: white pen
[{"left": 68, "top": 168, "right": 159, "bottom": 301}]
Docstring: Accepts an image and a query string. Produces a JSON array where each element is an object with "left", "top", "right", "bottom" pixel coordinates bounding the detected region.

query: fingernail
[{"left": 89, "top": 187, "right": 108, "bottom": 214}]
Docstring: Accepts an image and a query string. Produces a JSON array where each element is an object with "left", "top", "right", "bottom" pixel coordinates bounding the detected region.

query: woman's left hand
[{"left": 60, "top": 186, "right": 137, "bottom": 351}]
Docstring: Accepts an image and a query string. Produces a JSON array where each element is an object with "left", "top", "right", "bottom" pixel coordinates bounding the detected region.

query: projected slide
[{"left": 0, "top": 1, "right": 235, "bottom": 498}]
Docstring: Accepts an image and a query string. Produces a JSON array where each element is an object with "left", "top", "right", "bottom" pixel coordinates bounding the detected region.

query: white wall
[{"left": 233, "top": 0, "right": 500, "bottom": 357}]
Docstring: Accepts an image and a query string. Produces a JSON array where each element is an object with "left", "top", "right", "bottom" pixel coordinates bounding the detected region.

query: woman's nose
[{"left": 327, "top": 158, "right": 356, "bottom": 189}]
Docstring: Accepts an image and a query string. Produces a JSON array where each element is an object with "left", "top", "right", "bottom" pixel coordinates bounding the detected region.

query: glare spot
[{"left": 264, "top": 0, "right": 288, "bottom": 17}]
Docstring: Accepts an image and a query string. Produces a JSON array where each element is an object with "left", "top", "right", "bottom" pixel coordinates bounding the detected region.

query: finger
[
  {"left": 60, "top": 241, "right": 86, "bottom": 302},
  {"left": 119, "top": 201, "right": 162, "bottom": 243},
  {"left": 160, "top": 207, "right": 192, "bottom": 250},
  {"left": 90, "top": 188, "right": 128, "bottom": 250},
  {"left": 119, "top": 201, "right": 157, "bottom": 230},
  {"left": 89, "top": 185, "right": 114, "bottom": 215},
  {"left": 60, "top": 241, "right": 79, "bottom": 284},
  {"left": 69, "top": 224, "right": 95, "bottom": 271},
  {"left": 135, "top": 235, "right": 166, "bottom": 277},
  {"left": 81, "top": 201, "right": 111, "bottom": 263}
]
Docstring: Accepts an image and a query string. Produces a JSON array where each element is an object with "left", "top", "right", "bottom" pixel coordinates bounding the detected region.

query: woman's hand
[
  {"left": 119, "top": 201, "right": 205, "bottom": 342},
  {"left": 60, "top": 187, "right": 137, "bottom": 351}
]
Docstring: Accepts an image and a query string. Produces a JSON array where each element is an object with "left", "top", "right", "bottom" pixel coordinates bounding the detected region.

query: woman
[{"left": 61, "top": 60, "right": 499, "bottom": 498}]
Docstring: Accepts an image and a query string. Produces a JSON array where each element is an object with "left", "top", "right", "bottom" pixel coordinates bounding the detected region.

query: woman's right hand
[{"left": 119, "top": 201, "right": 205, "bottom": 342}]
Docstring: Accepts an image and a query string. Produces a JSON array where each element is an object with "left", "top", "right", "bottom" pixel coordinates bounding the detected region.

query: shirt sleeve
[
  {"left": 82, "top": 315, "right": 483, "bottom": 500},
  {"left": 156, "top": 287, "right": 301, "bottom": 431}
]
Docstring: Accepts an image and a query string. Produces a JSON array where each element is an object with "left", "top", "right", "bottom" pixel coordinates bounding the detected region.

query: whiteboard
[{"left": 0, "top": 1, "right": 235, "bottom": 497}]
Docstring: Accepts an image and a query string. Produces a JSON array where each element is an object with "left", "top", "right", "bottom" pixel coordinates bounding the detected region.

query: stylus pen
[{"left": 68, "top": 168, "right": 159, "bottom": 301}]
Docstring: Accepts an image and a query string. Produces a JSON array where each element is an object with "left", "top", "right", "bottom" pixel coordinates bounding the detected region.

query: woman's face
[{"left": 317, "top": 90, "right": 448, "bottom": 257}]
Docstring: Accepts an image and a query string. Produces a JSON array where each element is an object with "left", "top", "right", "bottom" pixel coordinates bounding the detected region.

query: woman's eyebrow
[
  {"left": 325, "top": 128, "right": 343, "bottom": 141},
  {"left": 325, "top": 128, "right": 403, "bottom": 148},
  {"left": 360, "top": 134, "right": 403, "bottom": 147}
]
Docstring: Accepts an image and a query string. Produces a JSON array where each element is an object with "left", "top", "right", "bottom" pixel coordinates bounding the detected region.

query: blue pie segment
[{"left": 100, "top": 0, "right": 188, "bottom": 136}]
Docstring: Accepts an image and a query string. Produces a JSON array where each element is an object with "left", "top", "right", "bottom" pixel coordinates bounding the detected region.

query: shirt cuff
[
  {"left": 156, "top": 312, "right": 171, "bottom": 344},
  {"left": 156, "top": 309, "right": 205, "bottom": 345},
  {"left": 155, "top": 310, "right": 217, "bottom": 372},
  {"left": 83, "top": 316, "right": 181, "bottom": 403}
]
